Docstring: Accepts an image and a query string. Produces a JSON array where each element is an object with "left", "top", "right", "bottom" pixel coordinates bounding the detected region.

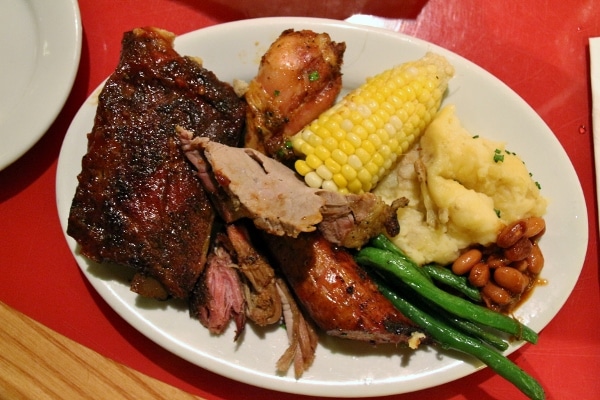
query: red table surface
[{"left": 1, "top": 0, "right": 598, "bottom": 399}]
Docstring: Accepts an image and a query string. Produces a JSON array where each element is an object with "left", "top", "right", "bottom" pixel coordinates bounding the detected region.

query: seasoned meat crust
[
  {"left": 67, "top": 27, "right": 246, "bottom": 299},
  {"left": 264, "top": 232, "right": 423, "bottom": 344},
  {"left": 244, "top": 29, "right": 345, "bottom": 159}
]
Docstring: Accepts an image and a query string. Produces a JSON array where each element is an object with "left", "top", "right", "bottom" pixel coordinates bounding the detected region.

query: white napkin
[{"left": 590, "top": 37, "right": 600, "bottom": 227}]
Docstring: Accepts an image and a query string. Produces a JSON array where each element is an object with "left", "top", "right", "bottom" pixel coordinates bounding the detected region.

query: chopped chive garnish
[
  {"left": 308, "top": 71, "right": 320, "bottom": 82},
  {"left": 493, "top": 149, "right": 504, "bottom": 163}
]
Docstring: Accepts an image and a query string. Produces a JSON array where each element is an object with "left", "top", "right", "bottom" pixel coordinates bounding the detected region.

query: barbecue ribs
[{"left": 67, "top": 27, "right": 246, "bottom": 299}]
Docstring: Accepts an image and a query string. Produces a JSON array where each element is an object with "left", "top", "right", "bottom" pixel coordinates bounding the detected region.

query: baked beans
[{"left": 451, "top": 217, "right": 546, "bottom": 313}]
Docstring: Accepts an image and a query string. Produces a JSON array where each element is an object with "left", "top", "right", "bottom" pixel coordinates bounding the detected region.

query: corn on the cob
[{"left": 292, "top": 52, "right": 454, "bottom": 194}]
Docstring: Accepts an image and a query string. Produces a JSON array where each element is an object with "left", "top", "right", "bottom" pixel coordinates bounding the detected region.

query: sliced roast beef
[{"left": 179, "top": 128, "right": 322, "bottom": 236}]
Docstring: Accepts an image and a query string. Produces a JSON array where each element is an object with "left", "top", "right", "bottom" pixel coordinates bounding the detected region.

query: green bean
[
  {"left": 381, "top": 274, "right": 508, "bottom": 351},
  {"left": 369, "top": 234, "right": 413, "bottom": 261},
  {"left": 444, "top": 316, "right": 509, "bottom": 351},
  {"left": 422, "top": 264, "right": 482, "bottom": 302},
  {"left": 386, "top": 274, "right": 508, "bottom": 351},
  {"left": 355, "top": 243, "right": 538, "bottom": 344},
  {"left": 374, "top": 278, "right": 545, "bottom": 400},
  {"left": 370, "top": 236, "right": 481, "bottom": 301},
  {"left": 369, "top": 235, "right": 432, "bottom": 280}
]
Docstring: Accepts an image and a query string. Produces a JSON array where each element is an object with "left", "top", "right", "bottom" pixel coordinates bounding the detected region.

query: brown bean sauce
[{"left": 453, "top": 217, "right": 547, "bottom": 314}]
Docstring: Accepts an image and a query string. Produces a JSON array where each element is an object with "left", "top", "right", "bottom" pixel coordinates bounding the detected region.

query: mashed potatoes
[{"left": 374, "top": 105, "right": 547, "bottom": 265}]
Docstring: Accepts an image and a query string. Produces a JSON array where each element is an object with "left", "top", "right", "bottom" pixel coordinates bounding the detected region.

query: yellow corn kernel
[
  {"left": 362, "top": 139, "right": 376, "bottom": 156},
  {"left": 355, "top": 148, "right": 372, "bottom": 164},
  {"left": 357, "top": 168, "right": 373, "bottom": 189},
  {"left": 324, "top": 157, "right": 341, "bottom": 174},
  {"left": 305, "top": 153, "right": 323, "bottom": 170},
  {"left": 321, "top": 179, "right": 338, "bottom": 192},
  {"left": 300, "top": 142, "right": 314, "bottom": 156},
  {"left": 291, "top": 52, "right": 454, "bottom": 194},
  {"left": 365, "top": 161, "right": 379, "bottom": 176},
  {"left": 347, "top": 179, "right": 363, "bottom": 193},
  {"left": 314, "top": 145, "right": 331, "bottom": 161},
  {"left": 324, "top": 118, "right": 340, "bottom": 133},
  {"left": 291, "top": 137, "right": 305, "bottom": 153},
  {"left": 294, "top": 159, "right": 312, "bottom": 177},
  {"left": 323, "top": 136, "right": 338, "bottom": 152},
  {"left": 341, "top": 164, "right": 358, "bottom": 181},
  {"left": 345, "top": 132, "right": 362, "bottom": 148},
  {"left": 305, "top": 132, "right": 322, "bottom": 148},
  {"left": 332, "top": 173, "right": 348, "bottom": 189},
  {"left": 338, "top": 140, "right": 355, "bottom": 155},
  {"left": 347, "top": 154, "right": 363, "bottom": 170},
  {"left": 331, "top": 149, "right": 348, "bottom": 165}
]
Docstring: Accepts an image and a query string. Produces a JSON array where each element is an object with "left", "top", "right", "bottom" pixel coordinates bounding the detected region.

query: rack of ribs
[{"left": 67, "top": 27, "right": 246, "bottom": 299}]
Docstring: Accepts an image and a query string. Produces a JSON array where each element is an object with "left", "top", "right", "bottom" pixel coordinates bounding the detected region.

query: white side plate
[{"left": 0, "top": 0, "right": 81, "bottom": 170}]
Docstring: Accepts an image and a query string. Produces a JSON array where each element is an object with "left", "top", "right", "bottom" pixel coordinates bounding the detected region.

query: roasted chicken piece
[
  {"left": 244, "top": 29, "right": 345, "bottom": 159},
  {"left": 67, "top": 27, "right": 246, "bottom": 299}
]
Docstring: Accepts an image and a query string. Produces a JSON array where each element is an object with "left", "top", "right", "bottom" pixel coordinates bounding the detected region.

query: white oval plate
[
  {"left": 0, "top": 0, "right": 81, "bottom": 171},
  {"left": 56, "top": 18, "right": 588, "bottom": 397}
]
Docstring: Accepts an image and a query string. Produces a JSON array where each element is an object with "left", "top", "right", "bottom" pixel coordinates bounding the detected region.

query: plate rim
[
  {"left": 0, "top": 0, "right": 82, "bottom": 171},
  {"left": 55, "top": 16, "right": 589, "bottom": 398}
]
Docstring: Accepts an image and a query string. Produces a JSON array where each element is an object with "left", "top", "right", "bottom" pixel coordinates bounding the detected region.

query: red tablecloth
[{"left": 1, "top": 0, "right": 598, "bottom": 399}]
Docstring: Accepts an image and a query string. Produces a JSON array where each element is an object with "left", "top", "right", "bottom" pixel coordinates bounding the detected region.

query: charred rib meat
[{"left": 67, "top": 27, "right": 246, "bottom": 299}]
